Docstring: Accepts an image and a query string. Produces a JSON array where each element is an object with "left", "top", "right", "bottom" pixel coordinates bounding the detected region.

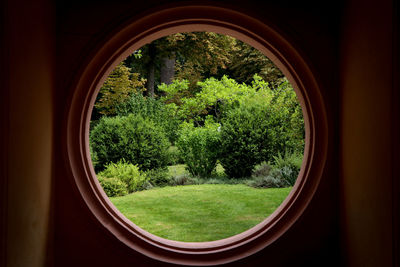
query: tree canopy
[
  {"left": 94, "top": 63, "right": 146, "bottom": 116},
  {"left": 123, "top": 32, "right": 284, "bottom": 97}
]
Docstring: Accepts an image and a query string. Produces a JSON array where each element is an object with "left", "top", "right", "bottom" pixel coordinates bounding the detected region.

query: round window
[
  {"left": 64, "top": 6, "right": 327, "bottom": 265},
  {"left": 89, "top": 31, "right": 305, "bottom": 243}
]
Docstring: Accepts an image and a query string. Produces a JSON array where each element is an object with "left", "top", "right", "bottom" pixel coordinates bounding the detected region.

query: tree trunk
[
  {"left": 160, "top": 54, "right": 175, "bottom": 85},
  {"left": 147, "top": 63, "right": 155, "bottom": 97},
  {"left": 146, "top": 43, "right": 156, "bottom": 97}
]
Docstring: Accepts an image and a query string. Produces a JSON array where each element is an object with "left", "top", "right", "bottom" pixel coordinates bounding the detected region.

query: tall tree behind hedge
[
  {"left": 226, "top": 40, "right": 285, "bottom": 88},
  {"left": 94, "top": 63, "right": 146, "bottom": 116},
  {"left": 124, "top": 32, "right": 237, "bottom": 96}
]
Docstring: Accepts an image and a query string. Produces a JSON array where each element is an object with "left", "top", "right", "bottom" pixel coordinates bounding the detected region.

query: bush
[
  {"left": 90, "top": 114, "right": 170, "bottom": 172},
  {"left": 170, "top": 174, "right": 195, "bottom": 186},
  {"left": 176, "top": 119, "right": 221, "bottom": 177},
  {"left": 167, "top": 146, "right": 184, "bottom": 165},
  {"left": 98, "top": 160, "right": 148, "bottom": 193},
  {"left": 89, "top": 115, "right": 125, "bottom": 172},
  {"left": 252, "top": 162, "right": 271, "bottom": 177},
  {"left": 248, "top": 151, "right": 302, "bottom": 188},
  {"left": 219, "top": 104, "right": 270, "bottom": 178},
  {"left": 98, "top": 176, "right": 128, "bottom": 197},
  {"left": 270, "top": 150, "right": 303, "bottom": 186},
  {"left": 144, "top": 168, "right": 171, "bottom": 187},
  {"left": 246, "top": 175, "right": 286, "bottom": 189},
  {"left": 116, "top": 93, "right": 180, "bottom": 143},
  {"left": 264, "top": 81, "right": 305, "bottom": 156}
]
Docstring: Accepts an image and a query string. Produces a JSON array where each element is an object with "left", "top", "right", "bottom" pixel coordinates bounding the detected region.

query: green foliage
[
  {"left": 265, "top": 81, "right": 305, "bottom": 155},
  {"left": 252, "top": 162, "right": 272, "bottom": 178},
  {"left": 270, "top": 150, "right": 303, "bottom": 186},
  {"left": 158, "top": 79, "right": 190, "bottom": 105},
  {"left": 160, "top": 76, "right": 304, "bottom": 161},
  {"left": 94, "top": 63, "right": 146, "bottom": 116},
  {"left": 124, "top": 32, "right": 283, "bottom": 94},
  {"left": 89, "top": 115, "right": 125, "bottom": 172},
  {"left": 143, "top": 168, "right": 171, "bottom": 187},
  {"left": 226, "top": 39, "right": 285, "bottom": 87},
  {"left": 125, "top": 32, "right": 237, "bottom": 94},
  {"left": 176, "top": 118, "right": 221, "bottom": 177},
  {"left": 246, "top": 175, "right": 286, "bottom": 189},
  {"left": 98, "top": 161, "right": 148, "bottom": 193},
  {"left": 160, "top": 75, "right": 254, "bottom": 123},
  {"left": 90, "top": 114, "right": 170, "bottom": 171},
  {"left": 167, "top": 146, "right": 184, "bottom": 165},
  {"left": 98, "top": 176, "right": 128, "bottom": 197},
  {"left": 219, "top": 104, "right": 270, "bottom": 178},
  {"left": 115, "top": 93, "right": 180, "bottom": 143},
  {"left": 248, "top": 151, "right": 303, "bottom": 188}
]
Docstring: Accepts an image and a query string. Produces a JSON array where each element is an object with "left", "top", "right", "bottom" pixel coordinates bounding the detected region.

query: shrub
[
  {"left": 116, "top": 93, "right": 180, "bottom": 143},
  {"left": 270, "top": 150, "right": 303, "bottom": 186},
  {"left": 252, "top": 162, "right": 271, "bottom": 177},
  {"left": 98, "top": 160, "right": 148, "bottom": 193},
  {"left": 265, "top": 81, "right": 305, "bottom": 155},
  {"left": 268, "top": 167, "right": 295, "bottom": 187},
  {"left": 90, "top": 114, "right": 170, "bottom": 172},
  {"left": 89, "top": 115, "right": 125, "bottom": 172},
  {"left": 144, "top": 168, "right": 171, "bottom": 187},
  {"left": 170, "top": 174, "right": 195, "bottom": 186},
  {"left": 248, "top": 151, "right": 302, "bottom": 188},
  {"left": 219, "top": 104, "right": 270, "bottom": 178},
  {"left": 98, "top": 176, "right": 128, "bottom": 197},
  {"left": 176, "top": 119, "right": 221, "bottom": 177},
  {"left": 246, "top": 175, "right": 286, "bottom": 189},
  {"left": 167, "top": 146, "right": 184, "bottom": 165}
]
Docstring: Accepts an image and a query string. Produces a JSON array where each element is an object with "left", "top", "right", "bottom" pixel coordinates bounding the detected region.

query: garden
[{"left": 89, "top": 32, "right": 305, "bottom": 242}]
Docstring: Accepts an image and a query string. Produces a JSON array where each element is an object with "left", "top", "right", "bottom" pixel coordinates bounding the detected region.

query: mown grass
[
  {"left": 168, "top": 163, "right": 225, "bottom": 177},
  {"left": 111, "top": 184, "right": 291, "bottom": 242}
]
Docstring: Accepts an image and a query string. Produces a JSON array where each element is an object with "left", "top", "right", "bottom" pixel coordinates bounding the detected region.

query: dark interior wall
[
  {"left": 1, "top": 0, "right": 397, "bottom": 266},
  {"left": 340, "top": 1, "right": 396, "bottom": 266},
  {"left": 2, "top": 0, "right": 54, "bottom": 266}
]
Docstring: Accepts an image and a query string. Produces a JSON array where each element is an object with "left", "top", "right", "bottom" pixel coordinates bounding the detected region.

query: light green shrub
[
  {"left": 98, "top": 176, "right": 128, "bottom": 197},
  {"left": 98, "top": 161, "right": 148, "bottom": 193},
  {"left": 176, "top": 118, "right": 221, "bottom": 177},
  {"left": 115, "top": 93, "right": 180, "bottom": 143}
]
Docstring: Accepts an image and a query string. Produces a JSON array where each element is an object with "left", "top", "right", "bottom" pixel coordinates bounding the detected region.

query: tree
[
  {"left": 124, "top": 32, "right": 237, "bottom": 96},
  {"left": 226, "top": 39, "right": 285, "bottom": 88},
  {"left": 94, "top": 63, "right": 146, "bottom": 116}
]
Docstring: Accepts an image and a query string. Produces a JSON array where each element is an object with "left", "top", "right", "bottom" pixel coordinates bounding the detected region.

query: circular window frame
[{"left": 64, "top": 5, "right": 328, "bottom": 266}]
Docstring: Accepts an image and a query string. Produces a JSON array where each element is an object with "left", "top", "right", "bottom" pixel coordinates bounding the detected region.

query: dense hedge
[
  {"left": 116, "top": 93, "right": 180, "bottom": 144},
  {"left": 176, "top": 119, "right": 221, "bottom": 177},
  {"left": 98, "top": 160, "right": 148, "bottom": 193},
  {"left": 90, "top": 114, "right": 170, "bottom": 172},
  {"left": 98, "top": 176, "right": 128, "bottom": 197},
  {"left": 219, "top": 104, "right": 270, "bottom": 178}
]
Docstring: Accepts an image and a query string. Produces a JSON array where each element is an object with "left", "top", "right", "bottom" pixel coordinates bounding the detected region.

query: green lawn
[
  {"left": 168, "top": 163, "right": 225, "bottom": 177},
  {"left": 111, "top": 184, "right": 291, "bottom": 242},
  {"left": 167, "top": 164, "right": 187, "bottom": 176}
]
